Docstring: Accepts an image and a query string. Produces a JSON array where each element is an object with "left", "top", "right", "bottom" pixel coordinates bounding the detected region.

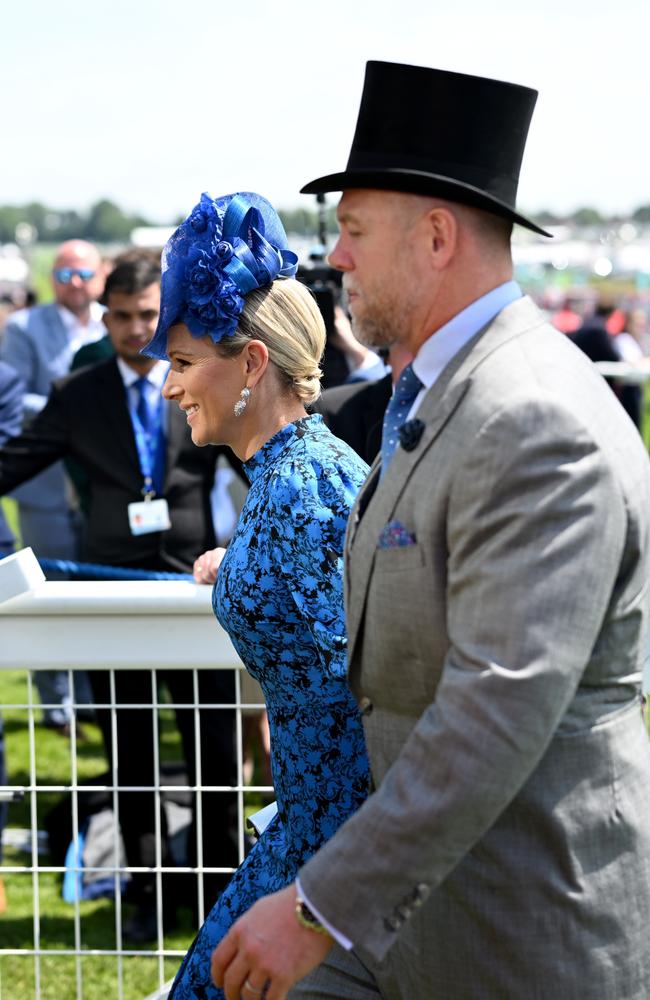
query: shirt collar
[
  {"left": 56, "top": 301, "right": 106, "bottom": 337},
  {"left": 412, "top": 281, "right": 522, "bottom": 389},
  {"left": 116, "top": 356, "right": 169, "bottom": 389}
]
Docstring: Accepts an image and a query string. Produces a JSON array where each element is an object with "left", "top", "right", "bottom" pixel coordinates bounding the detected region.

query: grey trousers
[
  {"left": 288, "top": 946, "right": 380, "bottom": 1000},
  {"left": 288, "top": 945, "right": 405, "bottom": 1000}
]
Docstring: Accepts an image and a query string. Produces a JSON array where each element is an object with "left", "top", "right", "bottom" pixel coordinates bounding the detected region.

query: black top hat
[{"left": 301, "top": 61, "right": 550, "bottom": 237}]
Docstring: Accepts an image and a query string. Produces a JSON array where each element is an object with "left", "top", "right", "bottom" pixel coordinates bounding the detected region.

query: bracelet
[{"left": 295, "top": 895, "right": 332, "bottom": 938}]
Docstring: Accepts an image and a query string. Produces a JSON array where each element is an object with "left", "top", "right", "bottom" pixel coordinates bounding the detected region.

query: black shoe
[
  {"left": 76, "top": 708, "right": 97, "bottom": 724},
  {"left": 123, "top": 901, "right": 177, "bottom": 943},
  {"left": 43, "top": 721, "right": 89, "bottom": 742}
]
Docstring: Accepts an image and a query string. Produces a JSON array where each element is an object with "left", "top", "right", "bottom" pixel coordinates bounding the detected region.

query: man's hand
[
  {"left": 193, "top": 546, "right": 226, "bottom": 585},
  {"left": 211, "top": 884, "right": 333, "bottom": 1000}
]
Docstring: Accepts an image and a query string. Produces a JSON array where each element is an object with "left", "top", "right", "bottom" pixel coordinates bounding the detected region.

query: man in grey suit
[
  {"left": 0, "top": 238, "right": 105, "bottom": 731},
  {"left": 212, "top": 62, "right": 650, "bottom": 1000}
]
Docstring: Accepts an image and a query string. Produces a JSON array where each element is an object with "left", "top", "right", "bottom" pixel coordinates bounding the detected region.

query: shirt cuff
[{"left": 295, "top": 876, "right": 353, "bottom": 951}]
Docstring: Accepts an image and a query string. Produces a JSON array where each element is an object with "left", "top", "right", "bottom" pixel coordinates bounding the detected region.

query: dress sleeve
[{"left": 270, "top": 462, "right": 357, "bottom": 679}]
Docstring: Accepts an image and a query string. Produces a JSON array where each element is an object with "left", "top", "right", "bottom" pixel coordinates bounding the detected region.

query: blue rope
[{"left": 38, "top": 558, "right": 194, "bottom": 582}]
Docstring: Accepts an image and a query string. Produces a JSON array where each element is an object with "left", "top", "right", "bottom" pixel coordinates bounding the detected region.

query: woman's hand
[{"left": 193, "top": 547, "right": 226, "bottom": 585}]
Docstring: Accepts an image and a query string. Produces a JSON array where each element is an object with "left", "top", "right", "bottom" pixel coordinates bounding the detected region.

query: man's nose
[
  {"left": 131, "top": 317, "right": 147, "bottom": 336},
  {"left": 327, "top": 237, "right": 351, "bottom": 271}
]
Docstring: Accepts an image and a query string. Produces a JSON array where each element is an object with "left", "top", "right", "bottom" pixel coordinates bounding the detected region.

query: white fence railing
[{"left": 0, "top": 577, "right": 271, "bottom": 1000}]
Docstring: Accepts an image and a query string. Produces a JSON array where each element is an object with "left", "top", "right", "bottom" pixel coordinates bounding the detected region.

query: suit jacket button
[
  {"left": 383, "top": 915, "right": 401, "bottom": 932},
  {"left": 358, "top": 696, "right": 373, "bottom": 716}
]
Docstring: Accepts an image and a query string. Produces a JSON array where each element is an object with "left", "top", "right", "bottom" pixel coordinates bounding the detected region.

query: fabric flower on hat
[
  {"left": 184, "top": 246, "right": 245, "bottom": 338},
  {"left": 143, "top": 191, "right": 298, "bottom": 359},
  {"left": 214, "top": 240, "right": 234, "bottom": 265}
]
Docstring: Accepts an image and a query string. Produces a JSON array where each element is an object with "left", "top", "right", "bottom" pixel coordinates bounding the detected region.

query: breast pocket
[{"left": 374, "top": 544, "right": 426, "bottom": 573}]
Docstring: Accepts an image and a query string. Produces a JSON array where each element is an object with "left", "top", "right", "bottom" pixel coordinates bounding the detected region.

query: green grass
[{"left": 1, "top": 498, "right": 20, "bottom": 549}]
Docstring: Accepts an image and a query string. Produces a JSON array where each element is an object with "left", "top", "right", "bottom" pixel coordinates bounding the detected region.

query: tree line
[{"left": 2, "top": 199, "right": 650, "bottom": 246}]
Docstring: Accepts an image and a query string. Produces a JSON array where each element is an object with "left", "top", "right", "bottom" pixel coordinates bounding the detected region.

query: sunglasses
[{"left": 53, "top": 268, "right": 97, "bottom": 284}]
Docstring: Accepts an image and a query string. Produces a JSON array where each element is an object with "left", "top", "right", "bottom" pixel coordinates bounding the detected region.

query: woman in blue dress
[{"left": 144, "top": 191, "right": 370, "bottom": 999}]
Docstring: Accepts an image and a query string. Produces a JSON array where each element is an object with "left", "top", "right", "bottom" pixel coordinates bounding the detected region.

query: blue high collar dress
[{"left": 169, "top": 414, "right": 370, "bottom": 999}]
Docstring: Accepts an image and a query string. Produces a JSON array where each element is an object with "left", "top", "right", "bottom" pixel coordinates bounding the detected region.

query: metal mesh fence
[{"left": 0, "top": 663, "right": 271, "bottom": 1000}]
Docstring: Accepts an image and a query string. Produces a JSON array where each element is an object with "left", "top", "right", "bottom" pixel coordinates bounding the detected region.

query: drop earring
[{"left": 233, "top": 386, "right": 251, "bottom": 417}]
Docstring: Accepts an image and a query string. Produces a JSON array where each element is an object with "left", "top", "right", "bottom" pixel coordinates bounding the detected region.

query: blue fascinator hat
[{"left": 144, "top": 191, "right": 298, "bottom": 359}]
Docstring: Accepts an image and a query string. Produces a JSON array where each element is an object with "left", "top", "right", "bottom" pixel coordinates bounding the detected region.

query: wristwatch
[{"left": 295, "top": 893, "right": 332, "bottom": 938}]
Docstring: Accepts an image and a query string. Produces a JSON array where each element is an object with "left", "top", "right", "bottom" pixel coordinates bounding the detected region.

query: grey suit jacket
[
  {"left": 0, "top": 302, "right": 103, "bottom": 512},
  {"left": 300, "top": 296, "right": 650, "bottom": 999}
]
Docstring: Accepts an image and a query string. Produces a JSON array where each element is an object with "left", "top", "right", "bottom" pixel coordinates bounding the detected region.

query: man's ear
[
  {"left": 243, "top": 339, "right": 269, "bottom": 388},
  {"left": 101, "top": 309, "right": 114, "bottom": 334},
  {"left": 426, "top": 207, "right": 458, "bottom": 271}
]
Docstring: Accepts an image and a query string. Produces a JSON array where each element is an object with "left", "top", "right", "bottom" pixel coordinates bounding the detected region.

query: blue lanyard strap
[{"left": 130, "top": 379, "right": 165, "bottom": 498}]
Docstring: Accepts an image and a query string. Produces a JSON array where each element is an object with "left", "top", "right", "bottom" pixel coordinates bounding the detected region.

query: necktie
[
  {"left": 381, "top": 363, "right": 423, "bottom": 474},
  {"left": 134, "top": 377, "right": 155, "bottom": 435}
]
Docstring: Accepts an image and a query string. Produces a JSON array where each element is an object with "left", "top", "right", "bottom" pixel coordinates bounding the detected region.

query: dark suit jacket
[
  {"left": 70, "top": 335, "right": 115, "bottom": 372},
  {"left": 315, "top": 373, "right": 392, "bottom": 465},
  {"left": 0, "top": 358, "right": 239, "bottom": 571},
  {"left": 570, "top": 320, "right": 641, "bottom": 428},
  {"left": 0, "top": 362, "right": 24, "bottom": 553}
]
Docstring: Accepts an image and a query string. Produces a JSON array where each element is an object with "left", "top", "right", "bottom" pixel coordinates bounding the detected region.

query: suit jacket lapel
[
  {"left": 364, "top": 374, "right": 392, "bottom": 461},
  {"left": 344, "top": 295, "right": 546, "bottom": 663}
]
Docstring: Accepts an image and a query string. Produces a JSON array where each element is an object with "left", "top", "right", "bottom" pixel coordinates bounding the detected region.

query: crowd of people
[{"left": 1, "top": 57, "right": 650, "bottom": 1000}]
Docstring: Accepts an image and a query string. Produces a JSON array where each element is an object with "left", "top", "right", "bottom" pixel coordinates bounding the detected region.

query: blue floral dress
[{"left": 169, "top": 414, "right": 370, "bottom": 999}]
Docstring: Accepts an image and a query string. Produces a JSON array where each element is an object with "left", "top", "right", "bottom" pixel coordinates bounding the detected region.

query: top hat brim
[{"left": 301, "top": 167, "right": 552, "bottom": 238}]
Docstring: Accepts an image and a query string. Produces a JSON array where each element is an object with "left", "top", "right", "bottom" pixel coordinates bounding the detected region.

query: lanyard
[{"left": 129, "top": 384, "right": 164, "bottom": 499}]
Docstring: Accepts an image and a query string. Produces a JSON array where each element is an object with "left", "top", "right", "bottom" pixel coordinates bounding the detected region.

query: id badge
[{"left": 128, "top": 498, "right": 171, "bottom": 536}]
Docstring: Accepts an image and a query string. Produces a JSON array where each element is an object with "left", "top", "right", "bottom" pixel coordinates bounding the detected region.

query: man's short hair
[
  {"left": 465, "top": 205, "right": 513, "bottom": 249},
  {"left": 101, "top": 249, "right": 161, "bottom": 305}
]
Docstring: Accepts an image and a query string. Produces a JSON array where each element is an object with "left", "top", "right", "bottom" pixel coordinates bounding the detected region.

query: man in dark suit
[
  {"left": 0, "top": 240, "right": 105, "bottom": 730},
  {"left": 316, "top": 345, "right": 412, "bottom": 464},
  {"left": 316, "top": 373, "right": 390, "bottom": 465},
  {"left": 0, "top": 253, "right": 239, "bottom": 939},
  {"left": 570, "top": 302, "right": 642, "bottom": 429},
  {"left": 0, "top": 361, "right": 23, "bottom": 557}
]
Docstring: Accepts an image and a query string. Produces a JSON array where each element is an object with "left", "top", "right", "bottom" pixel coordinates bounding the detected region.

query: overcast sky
[{"left": 2, "top": 0, "right": 648, "bottom": 222}]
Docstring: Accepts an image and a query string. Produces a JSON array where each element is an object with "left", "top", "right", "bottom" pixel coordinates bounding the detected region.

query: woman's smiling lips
[{"left": 182, "top": 404, "right": 199, "bottom": 424}]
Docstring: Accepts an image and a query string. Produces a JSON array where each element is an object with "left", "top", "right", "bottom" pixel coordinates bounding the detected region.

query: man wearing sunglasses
[{"left": 0, "top": 239, "right": 106, "bottom": 734}]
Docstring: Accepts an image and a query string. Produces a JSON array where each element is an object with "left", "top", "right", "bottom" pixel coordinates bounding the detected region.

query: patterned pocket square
[{"left": 378, "top": 520, "right": 417, "bottom": 549}]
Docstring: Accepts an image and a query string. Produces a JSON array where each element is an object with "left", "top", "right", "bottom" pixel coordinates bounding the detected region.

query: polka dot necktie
[{"left": 380, "top": 363, "right": 423, "bottom": 476}]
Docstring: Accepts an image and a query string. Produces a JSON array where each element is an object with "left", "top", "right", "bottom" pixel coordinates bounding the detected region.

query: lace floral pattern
[{"left": 169, "top": 414, "right": 370, "bottom": 999}]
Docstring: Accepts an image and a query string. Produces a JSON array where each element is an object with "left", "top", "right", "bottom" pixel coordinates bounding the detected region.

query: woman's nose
[{"left": 162, "top": 372, "right": 177, "bottom": 399}]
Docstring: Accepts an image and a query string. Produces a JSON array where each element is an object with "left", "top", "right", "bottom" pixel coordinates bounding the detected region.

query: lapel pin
[{"left": 398, "top": 419, "right": 425, "bottom": 452}]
